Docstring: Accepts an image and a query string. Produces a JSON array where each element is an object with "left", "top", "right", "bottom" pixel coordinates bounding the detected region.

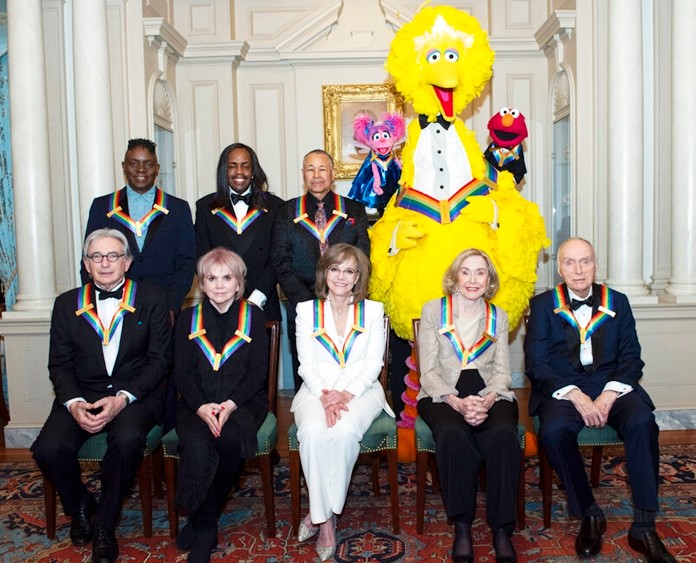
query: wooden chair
[
  {"left": 162, "top": 320, "right": 281, "bottom": 538},
  {"left": 288, "top": 316, "right": 400, "bottom": 534},
  {"left": 412, "top": 318, "right": 527, "bottom": 534},
  {"left": 534, "top": 417, "right": 623, "bottom": 528},
  {"left": 43, "top": 424, "right": 163, "bottom": 538}
]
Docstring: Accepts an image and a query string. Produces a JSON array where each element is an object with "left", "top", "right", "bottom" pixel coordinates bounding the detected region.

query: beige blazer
[{"left": 417, "top": 297, "right": 515, "bottom": 403}]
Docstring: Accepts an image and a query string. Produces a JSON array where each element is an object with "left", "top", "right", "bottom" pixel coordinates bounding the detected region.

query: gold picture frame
[{"left": 323, "top": 84, "right": 405, "bottom": 179}]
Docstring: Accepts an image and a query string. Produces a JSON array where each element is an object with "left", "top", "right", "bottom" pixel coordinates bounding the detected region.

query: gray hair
[{"left": 82, "top": 228, "right": 131, "bottom": 260}]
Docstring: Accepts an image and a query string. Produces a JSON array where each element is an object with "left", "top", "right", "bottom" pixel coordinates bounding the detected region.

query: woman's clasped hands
[
  {"left": 197, "top": 400, "right": 236, "bottom": 437},
  {"left": 445, "top": 392, "right": 497, "bottom": 427},
  {"left": 320, "top": 389, "right": 355, "bottom": 428}
]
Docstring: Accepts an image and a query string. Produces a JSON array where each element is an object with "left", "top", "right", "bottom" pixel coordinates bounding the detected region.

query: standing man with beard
[
  {"left": 272, "top": 149, "right": 370, "bottom": 390},
  {"left": 195, "top": 143, "right": 284, "bottom": 322}
]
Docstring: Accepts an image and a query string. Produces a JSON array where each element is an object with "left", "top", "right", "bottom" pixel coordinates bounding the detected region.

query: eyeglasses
[
  {"left": 86, "top": 252, "right": 125, "bottom": 263},
  {"left": 328, "top": 266, "right": 358, "bottom": 277}
]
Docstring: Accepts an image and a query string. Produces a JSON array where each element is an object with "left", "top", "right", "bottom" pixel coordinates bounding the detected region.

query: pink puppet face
[{"left": 353, "top": 112, "right": 407, "bottom": 156}]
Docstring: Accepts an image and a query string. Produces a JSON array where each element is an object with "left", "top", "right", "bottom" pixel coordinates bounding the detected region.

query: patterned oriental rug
[{"left": 0, "top": 445, "right": 694, "bottom": 562}]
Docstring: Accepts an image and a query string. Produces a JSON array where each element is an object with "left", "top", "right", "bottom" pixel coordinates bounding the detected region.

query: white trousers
[{"left": 294, "top": 392, "right": 383, "bottom": 524}]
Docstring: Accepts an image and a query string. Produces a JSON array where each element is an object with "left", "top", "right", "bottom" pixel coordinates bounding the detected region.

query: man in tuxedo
[
  {"left": 272, "top": 149, "right": 370, "bottom": 389},
  {"left": 524, "top": 237, "right": 675, "bottom": 563},
  {"left": 32, "top": 228, "right": 171, "bottom": 563},
  {"left": 82, "top": 138, "right": 195, "bottom": 323},
  {"left": 195, "top": 142, "right": 284, "bottom": 321}
]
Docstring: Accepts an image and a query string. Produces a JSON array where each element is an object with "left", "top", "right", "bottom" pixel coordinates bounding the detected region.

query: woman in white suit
[{"left": 291, "top": 243, "right": 394, "bottom": 561}]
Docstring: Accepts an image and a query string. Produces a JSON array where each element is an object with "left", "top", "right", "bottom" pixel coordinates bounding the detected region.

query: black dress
[{"left": 173, "top": 299, "right": 268, "bottom": 521}]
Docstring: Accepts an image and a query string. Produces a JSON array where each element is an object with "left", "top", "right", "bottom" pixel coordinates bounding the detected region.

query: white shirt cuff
[
  {"left": 552, "top": 384, "right": 579, "bottom": 400},
  {"left": 603, "top": 381, "right": 633, "bottom": 397},
  {"left": 248, "top": 289, "right": 267, "bottom": 309},
  {"left": 65, "top": 397, "right": 87, "bottom": 409}
]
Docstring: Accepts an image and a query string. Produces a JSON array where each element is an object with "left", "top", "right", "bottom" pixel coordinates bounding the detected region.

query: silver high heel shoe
[
  {"left": 298, "top": 516, "right": 319, "bottom": 542},
  {"left": 315, "top": 515, "right": 337, "bottom": 561}
]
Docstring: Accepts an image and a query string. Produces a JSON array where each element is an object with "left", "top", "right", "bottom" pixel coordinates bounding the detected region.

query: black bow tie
[
  {"left": 98, "top": 287, "right": 123, "bottom": 301},
  {"left": 570, "top": 296, "right": 593, "bottom": 310},
  {"left": 230, "top": 192, "right": 251, "bottom": 206},
  {"left": 419, "top": 114, "right": 451, "bottom": 130}
]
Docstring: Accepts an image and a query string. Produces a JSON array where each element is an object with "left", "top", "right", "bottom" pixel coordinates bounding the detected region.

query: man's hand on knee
[{"left": 566, "top": 389, "right": 605, "bottom": 428}]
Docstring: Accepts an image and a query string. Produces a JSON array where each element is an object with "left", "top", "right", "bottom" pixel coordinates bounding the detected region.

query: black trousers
[
  {"left": 286, "top": 302, "right": 302, "bottom": 391},
  {"left": 32, "top": 400, "right": 155, "bottom": 529},
  {"left": 536, "top": 391, "right": 659, "bottom": 516},
  {"left": 418, "top": 370, "right": 520, "bottom": 531}
]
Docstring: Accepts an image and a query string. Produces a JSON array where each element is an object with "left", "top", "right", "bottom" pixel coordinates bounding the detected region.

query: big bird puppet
[{"left": 369, "top": 6, "right": 548, "bottom": 459}]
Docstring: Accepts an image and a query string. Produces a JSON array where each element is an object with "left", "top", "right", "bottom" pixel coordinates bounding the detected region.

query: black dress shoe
[
  {"left": 574, "top": 514, "right": 607, "bottom": 558},
  {"left": 493, "top": 528, "right": 517, "bottom": 562},
  {"left": 177, "top": 520, "right": 219, "bottom": 551},
  {"left": 452, "top": 520, "right": 473, "bottom": 562},
  {"left": 628, "top": 530, "right": 677, "bottom": 563},
  {"left": 70, "top": 493, "right": 96, "bottom": 546},
  {"left": 92, "top": 526, "right": 118, "bottom": 563},
  {"left": 188, "top": 527, "right": 218, "bottom": 563}
]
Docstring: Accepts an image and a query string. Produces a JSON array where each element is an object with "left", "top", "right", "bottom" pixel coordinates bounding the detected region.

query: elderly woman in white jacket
[{"left": 291, "top": 243, "right": 394, "bottom": 561}]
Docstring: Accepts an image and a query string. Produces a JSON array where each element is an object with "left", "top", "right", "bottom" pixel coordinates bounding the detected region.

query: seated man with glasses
[{"left": 32, "top": 228, "right": 171, "bottom": 563}]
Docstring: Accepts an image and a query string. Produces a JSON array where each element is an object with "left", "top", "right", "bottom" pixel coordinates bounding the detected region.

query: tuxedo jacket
[
  {"left": 48, "top": 282, "right": 172, "bottom": 418},
  {"left": 417, "top": 298, "right": 515, "bottom": 403},
  {"left": 272, "top": 192, "right": 370, "bottom": 307},
  {"left": 81, "top": 187, "right": 196, "bottom": 313},
  {"left": 290, "top": 298, "right": 394, "bottom": 417},
  {"left": 524, "top": 283, "right": 653, "bottom": 416},
  {"left": 195, "top": 191, "right": 284, "bottom": 321}
]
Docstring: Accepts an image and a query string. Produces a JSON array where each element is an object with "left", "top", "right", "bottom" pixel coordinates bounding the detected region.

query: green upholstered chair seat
[
  {"left": 78, "top": 424, "right": 163, "bottom": 461},
  {"left": 416, "top": 416, "right": 526, "bottom": 452},
  {"left": 256, "top": 413, "right": 277, "bottom": 455},
  {"left": 161, "top": 412, "right": 276, "bottom": 459},
  {"left": 532, "top": 416, "right": 623, "bottom": 446},
  {"left": 288, "top": 410, "right": 396, "bottom": 455}
]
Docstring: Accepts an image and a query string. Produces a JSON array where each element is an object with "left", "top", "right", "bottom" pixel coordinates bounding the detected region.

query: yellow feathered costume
[{"left": 370, "top": 6, "right": 548, "bottom": 341}]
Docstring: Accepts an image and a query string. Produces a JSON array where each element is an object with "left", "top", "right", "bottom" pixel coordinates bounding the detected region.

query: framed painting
[{"left": 322, "top": 84, "right": 405, "bottom": 179}]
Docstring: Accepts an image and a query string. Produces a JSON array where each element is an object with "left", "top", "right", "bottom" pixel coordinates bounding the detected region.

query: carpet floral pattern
[{"left": 0, "top": 446, "right": 694, "bottom": 562}]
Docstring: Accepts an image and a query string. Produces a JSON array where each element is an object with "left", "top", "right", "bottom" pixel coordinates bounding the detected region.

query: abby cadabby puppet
[{"left": 347, "top": 112, "right": 406, "bottom": 211}]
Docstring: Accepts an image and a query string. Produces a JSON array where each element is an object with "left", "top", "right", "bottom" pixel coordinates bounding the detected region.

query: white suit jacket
[{"left": 291, "top": 298, "right": 395, "bottom": 417}]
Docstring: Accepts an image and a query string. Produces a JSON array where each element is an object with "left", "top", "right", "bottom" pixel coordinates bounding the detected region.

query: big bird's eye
[
  {"left": 426, "top": 50, "right": 441, "bottom": 63},
  {"left": 510, "top": 108, "right": 520, "bottom": 118},
  {"left": 499, "top": 107, "right": 511, "bottom": 117},
  {"left": 444, "top": 49, "right": 459, "bottom": 62}
]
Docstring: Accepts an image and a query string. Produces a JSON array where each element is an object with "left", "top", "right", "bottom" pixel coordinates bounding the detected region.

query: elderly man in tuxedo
[
  {"left": 32, "top": 228, "right": 171, "bottom": 563},
  {"left": 524, "top": 237, "right": 675, "bottom": 563},
  {"left": 272, "top": 149, "right": 370, "bottom": 389}
]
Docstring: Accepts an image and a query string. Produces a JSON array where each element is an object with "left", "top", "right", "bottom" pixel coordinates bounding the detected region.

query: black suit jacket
[
  {"left": 272, "top": 192, "right": 370, "bottom": 307},
  {"left": 48, "top": 282, "right": 172, "bottom": 418},
  {"left": 195, "top": 191, "right": 284, "bottom": 321},
  {"left": 524, "top": 283, "right": 653, "bottom": 416},
  {"left": 81, "top": 187, "right": 196, "bottom": 312}
]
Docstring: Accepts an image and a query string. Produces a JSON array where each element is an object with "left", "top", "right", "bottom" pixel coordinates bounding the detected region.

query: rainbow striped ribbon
[
  {"left": 211, "top": 206, "right": 266, "bottom": 235},
  {"left": 311, "top": 299, "right": 366, "bottom": 368},
  {"left": 107, "top": 188, "right": 169, "bottom": 237},
  {"left": 552, "top": 284, "right": 615, "bottom": 344},
  {"left": 396, "top": 178, "right": 491, "bottom": 224},
  {"left": 438, "top": 294, "right": 497, "bottom": 367},
  {"left": 188, "top": 301, "right": 253, "bottom": 371},
  {"left": 489, "top": 144, "right": 522, "bottom": 167},
  {"left": 293, "top": 193, "right": 347, "bottom": 243},
  {"left": 75, "top": 280, "right": 137, "bottom": 346}
]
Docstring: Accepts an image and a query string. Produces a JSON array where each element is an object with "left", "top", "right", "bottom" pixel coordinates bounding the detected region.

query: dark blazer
[
  {"left": 195, "top": 191, "right": 284, "bottom": 321},
  {"left": 524, "top": 283, "right": 653, "bottom": 416},
  {"left": 81, "top": 187, "right": 196, "bottom": 313},
  {"left": 48, "top": 282, "right": 172, "bottom": 418},
  {"left": 272, "top": 192, "right": 370, "bottom": 307}
]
